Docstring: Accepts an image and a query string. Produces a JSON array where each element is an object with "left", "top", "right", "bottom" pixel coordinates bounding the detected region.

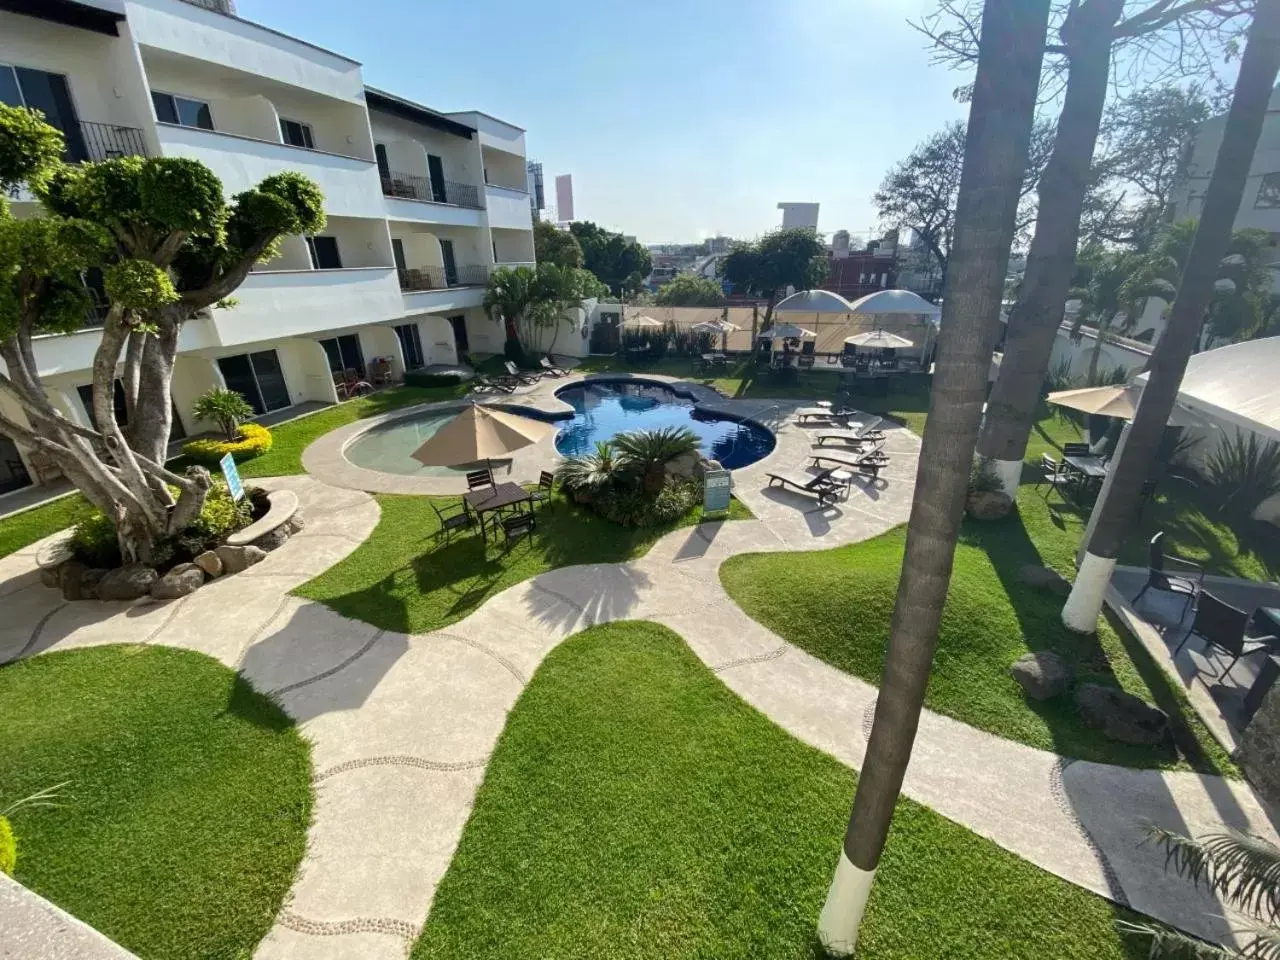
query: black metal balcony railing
[
  {"left": 398, "top": 264, "right": 490, "bottom": 292},
  {"left": 381, "top": 171, "right": 483, "bottom": 209},
  {"left": 76, "top": 121, "right": 149, "bottom": 163}
]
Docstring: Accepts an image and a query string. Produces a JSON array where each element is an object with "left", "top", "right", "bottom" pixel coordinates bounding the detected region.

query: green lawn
[
  {"left": 0, "top": 645, "right": 312, "bottom": 960},
  {"left": 721, "top": 522, "right": 1235, "bottom": 774},
  {"left": 295, "top": 492, "right": 752, "bottom": 634},
  {"left": 412, "top": 621, "right": 1148, "bottom": 960},
  {"left": 0, "top": 493, "right": 91, "bottom": 560}
]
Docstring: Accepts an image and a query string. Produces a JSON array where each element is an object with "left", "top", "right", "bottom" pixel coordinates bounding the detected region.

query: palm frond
[
  {"left": 1149, "top": 825, "right": 1280, "bottom": 921},
  {"left": 1116, "top": 920, "right": 1238, "bottom": 959},
  {"left": 2, "top": 781, "right": 72, "bottom": 817}
]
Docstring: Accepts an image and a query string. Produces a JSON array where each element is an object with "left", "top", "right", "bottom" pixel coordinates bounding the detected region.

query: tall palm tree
[
  {"left": 1062, "top": 0, "right": 1280, "bottom": 633},
  {"left": 1068, "top": 246, "right": 1144, "bottom": 384},
  {"left": 483, "top": 265, "right": 538, "bottom": 347},
  {"left": 815, "top": 0, "right": 1052, "bottom": 952}
]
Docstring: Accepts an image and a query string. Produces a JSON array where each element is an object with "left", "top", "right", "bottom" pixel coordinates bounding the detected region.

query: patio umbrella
[
  {"left": 410, "top": 403, "right": 558, "bottom": 471},
  {"left": 623, "top": 314, "right": 663, "bottom": 328},
  {"left": 1046, "top": 384, "right": 1208, "bottom": 427},
  {"left": 844, "top": 330, "right": 915, "bottom": 349},
  {"left": 691, "top": 317, "right": 742, "bottom": 352}
]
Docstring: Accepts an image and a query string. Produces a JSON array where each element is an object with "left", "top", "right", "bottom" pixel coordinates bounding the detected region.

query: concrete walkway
[{"left": 1, "top": 406, "right": 1276, "bottom": 956}]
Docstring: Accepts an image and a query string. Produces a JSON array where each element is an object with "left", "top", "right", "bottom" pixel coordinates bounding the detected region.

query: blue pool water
[{"left": 554, "top": 381, "right": 775, "bottom": 469}]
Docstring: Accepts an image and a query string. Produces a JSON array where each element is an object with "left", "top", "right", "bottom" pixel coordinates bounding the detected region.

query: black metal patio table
[{"left": 463, "top": 482, "right": 533, "bottom": 543}]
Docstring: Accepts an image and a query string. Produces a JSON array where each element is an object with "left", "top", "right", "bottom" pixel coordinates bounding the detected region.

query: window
[
  {"left": 1257, "top": 172, "right": 1280, "bottom": 209},
  {"left": 279, "top": 118, "right": 315, "bottom": 149},
  {"left": 306, "top": 236, "right": 343, "bottom": 270},
  {"left": 319, "top": 334, "right": 366, "bottom": 377},
  {"left": 1, "top": 64, "right": 88, "bottom": 161},
  {"left": 217, "top": 351, "right": 291, "bottom": 415},
  {"left": 395, "top": 323, "right": 425, "bottom": 370},
  {"left": 150, "top": 91, "right": 213, "bottom": 131}
]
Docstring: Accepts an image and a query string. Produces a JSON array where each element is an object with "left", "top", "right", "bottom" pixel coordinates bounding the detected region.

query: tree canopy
[
  {"left": 719, "top": 228, "right": 827, "bottom": 303},
  {"left": 532, "top": 219, "right": 583, "bottom": 269},
  {"left": 654, "top": 273, "right": 724, "bottom": 306},
  {"left": 568, "top": 220, "right": 652, "bottom": 295},
  {"left": 484, "top": 262, "right": 606, "bottom": 357}
]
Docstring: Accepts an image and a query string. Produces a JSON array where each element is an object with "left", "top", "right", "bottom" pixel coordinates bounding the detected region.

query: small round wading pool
[
  {"left": 343, "top": 411, "right": 466, "bottom": 476},
  {"left": 554, "top": 380, "right": 775, "bottom": 469}
]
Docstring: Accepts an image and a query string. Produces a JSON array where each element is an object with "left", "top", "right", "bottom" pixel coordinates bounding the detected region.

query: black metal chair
[
  {"left": 1036, "top": 453, "right": 1067, "bottom": 499},
  {"left": 529, "top": 470, "right": 555, "bottom": 510},
  {"left": 466, "top": 468, "right": 494, "bottom": 492},
  {"left": 1133, "top": 531, "right": 1205, "bottom": 621},
  {"left": 1174, "top": 591, "right": 1274, "bottom": 683},
  {"left": 1135, "top": 478, "right": 1159, "bottom": 519},
  {"left": 501, "top": 511, "right": 536, "bottom": 547},
  {"left": 1062, "top": 442, "right": 1091, "bottom": 457},
  {"left": 431, "top": 499, "right": 474, "bottom": 541}
]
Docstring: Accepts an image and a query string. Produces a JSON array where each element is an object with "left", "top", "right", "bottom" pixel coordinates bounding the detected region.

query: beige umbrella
[
  {"left": 760, "top": 322, "right": 816, "bottom": 340},
  {"left": 845, "top": 330, "right": 915, "bottom": 349},
  {"left": 623, "top": 314, "right": 663, "bottom": 328},
  {"left": 1047, "top": 384, "right": 1209, "bottom": 427},
  {"left": 692, "top": 317, "right": 742, "bottom": 352},
  {"left": 410, "top": 404, "right": 558, "bottom": 470}
]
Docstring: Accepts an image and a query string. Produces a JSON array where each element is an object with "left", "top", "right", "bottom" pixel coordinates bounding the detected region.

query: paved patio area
[{"left": 2, "top": 392, "right": 1278, "bottom": 957}]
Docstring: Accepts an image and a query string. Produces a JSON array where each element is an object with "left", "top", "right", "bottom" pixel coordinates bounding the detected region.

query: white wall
[
  {"left": 274, "top": 338, "right": 337, "bottom": 404},
  {"left": 413, "top": 314, "right": 459, "bottom": 366},
  {"left": 491, "top": 227, "right": 535, "bottom": 263},
  {"left": 125, "top": 0, "right": 365, "bottom": 104},
  {"left": 216, "top": 268, "right": 402, "bottom": 346},
  {"left": 482, "top": 147, "right": 527, "bottom": 190},
  {"left": 446, "top": 111, "right": 527, "bottom": 157},
  {"left": 368, "top": 111, "right": 479, "bottom": 187},
  {"left": 1047, "top": 325, "right": 1151, "bottom": 381},
  {"left": 485, "top": 185, "right": 533, "bottom": 232},
  {"left": 170, "top": 353, "right": 224, "bottom": 434},
  {"left": 155, "top": 124, "right": 385, "bottom": 219}
]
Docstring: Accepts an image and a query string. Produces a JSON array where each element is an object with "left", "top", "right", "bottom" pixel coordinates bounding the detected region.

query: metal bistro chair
[
  {"left": 466, "top": 468, "right": 495, "bottom": 492},
  {"left": 529, "top": 470, "right": 555, "bottom": 510},
  {"left": 1062, "top": 441, "right": 1092, "bottom": 457},
  {"left": 501, "top": 510, "right": 536, "bottom": 547},
  {"left": 1174, "top": 591, "right": 1275, "bottom": 683},
  {"left": 1037, "top": 453, "right": 1068, "bottom": 499},
  {"left": 1133, "top": 531, "right": 1205, "bottom": 622},
  {"left": 430, "top": 499, "right": 474, "bottom": 541}
]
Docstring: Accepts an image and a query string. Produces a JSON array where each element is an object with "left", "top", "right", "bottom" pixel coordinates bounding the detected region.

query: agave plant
[
  {"left": 556, "top": 441, "right": 627, "bottom": 502},
  {"left": 1203, "top": 431, "right": 1280, "bottom": 523},
  {"left": 612, "top": 426, "right": 701, "bottom": 493},
  {"left": 1120, "top": 826, "right": 1280, "bottom": 958}
]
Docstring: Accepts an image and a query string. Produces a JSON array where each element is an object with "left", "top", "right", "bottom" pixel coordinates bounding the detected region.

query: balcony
[
  {"left": 75, "top": 121, "right": 149, "bottom": 162},
  {"left": 398, "top": 264, "right": 490, "bottom": 292},
  {"left": 215, "top": 267, "right": 402, "bottom": 346},
  {"left": 381, "top": 171, "right": 483, "bottom": 209},
  {"left": 484, "top": 182, "right": 533, "bottom": 231}
]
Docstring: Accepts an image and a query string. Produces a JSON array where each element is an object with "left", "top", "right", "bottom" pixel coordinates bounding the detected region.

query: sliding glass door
[{"left": 217, "top": 350, "right": 291, "bottom": 415}]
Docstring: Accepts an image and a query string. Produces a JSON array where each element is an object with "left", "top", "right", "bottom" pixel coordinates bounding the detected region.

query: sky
[{"left": 236, "top": 0, "right": 970, "bottom": 244}]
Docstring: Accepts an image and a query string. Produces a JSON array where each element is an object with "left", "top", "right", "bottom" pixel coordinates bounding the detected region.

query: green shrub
[
  {"left": 403, "top": 371, "right": 463, "bottom": 388},
  {"left": 175, "top": 484, "right": 253, "bottom": 557},
  {"left": 968, "top": 457, "right": 1002, "bottom": 495},
  {"left": 182, "top": 422, "right": 272, "bottom": 466},
  {"left": 557, "top": 441, "right": 630, "bottom": 498},
  {"left": 594, "top": 478, "right": 701, "bottom": 527},
  {"left": 612, "top": 426, "right": 701, "bottom": 493},
  {"left": 192, "top": 387, "right": 254, "bottom": 441},
  {"left": 1204, "top": 430, "right": 1280, "bottom": 522},
  {"left": 0, "top": 816, "right": 14, "bottom": 876},
  {"left": 72, "top": 510, "right": 122, "bottom": 568}
]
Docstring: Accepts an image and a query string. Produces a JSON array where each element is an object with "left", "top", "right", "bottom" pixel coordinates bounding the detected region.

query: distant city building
[
  {"left": 778, "top": 202, "right": 820, "bottom": 232},
  {"left": 707, "top": 235, "right": 732, "bottom": 254},
  {"left": 820, "top": 229, "right": 898, "bottom": 301},
  {"left": 555, "top": 174, "right": 574, "bottom": 222},
  {"left": 527, "top": 161, "right": 545, "bottom": 220}
]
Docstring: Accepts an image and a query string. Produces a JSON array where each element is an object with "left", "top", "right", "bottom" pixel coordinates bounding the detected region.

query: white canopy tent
[
  {"left": 773, "top": 289, "right": 857, "bottom": 314},
  {"left": 848, "top": 289, "right": 942, "bottom": 319},
  {"left": 1133, "top": 337, "right": 1280, "bottom": 443}
]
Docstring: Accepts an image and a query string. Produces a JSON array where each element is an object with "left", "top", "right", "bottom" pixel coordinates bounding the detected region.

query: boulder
[
  {"left": 40, "top": 566, "right": 59, "bottom": 589},
  {"left": 95, "top": 564, "right": 158, "bottom": 602},
  {"left": 664, "top": 452, "right": 702, "bottom": 480},
  {"left": 215, "top": 544, "right": 267, "bottom": 576},
  {"left": 57, "top": 559, "right": 88, "bottom": 601},
  {"left": 80, "top": 567, "right": 107, "bottom": 597},
  {"left": 194, "top": 550, "right": 224, "bottom": 579},
  {"left": 1010, "top": 651, "right": 1073, "bottom": 700},
  {"left": 965, "top": 491, "right": 1013, "bottom": 521},
  {"left": 252, "top": 526, "right": 292, "bottom": 552},
  {"left": 1018, "top": 564, "right": 1072, "bottom": 596},
  {"left": 150, "top": 564, "right": 204, "bottom": 601},
  {"left": 1075, "top": 683, "right": 1170, "bottom": 746}
]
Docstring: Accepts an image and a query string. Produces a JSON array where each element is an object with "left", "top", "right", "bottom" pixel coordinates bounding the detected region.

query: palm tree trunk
[
  {"left": 815, "top": 0, "right": 1051, "bottom": 952},
  {"left": 1062, "top": 0, "right": 1280, "bottom": 632},
  {"left": 976, "top": 0, "right": 1126, "bottom": 497}
]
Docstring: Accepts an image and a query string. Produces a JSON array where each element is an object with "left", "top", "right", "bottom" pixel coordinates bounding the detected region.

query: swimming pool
[
  {"left": 344, "top": 411, "right": 468, "bottom": 476},
  {"left": 554, "top": 380, "right": 775, "bottom": 470}
]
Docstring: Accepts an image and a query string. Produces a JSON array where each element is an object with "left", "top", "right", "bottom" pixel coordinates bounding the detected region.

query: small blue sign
[
  {"left": 703, "top": 468, "right": 732, "bottom": 515},
  {"left": 220, "top": 453, "right": 245, "bottom": 501}
]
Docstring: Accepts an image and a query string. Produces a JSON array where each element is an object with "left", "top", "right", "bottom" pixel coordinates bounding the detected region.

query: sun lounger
[
  {"left": 810, "top": 448, "right": 890, "bottom": 478},
  {"left": 539, "top": 356, "right": 568, "bottom": 377},
  {"left": 794, "top": 407, "right": 847, "bottom": 424},
  {"left": 471, "top": 375, "right": 517, "bottom": 394},
  {"left": 814, "top": 417, "right": 885, "bottom": 446},
  {"left": 504, "top": 361, "right": 541, "bottom": 385},
  {"left": 765, "top": 467, "right": 840, "bottom": 506}
]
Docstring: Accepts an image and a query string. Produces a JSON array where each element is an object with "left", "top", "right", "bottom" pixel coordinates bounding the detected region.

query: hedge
[
  {"left": 403, "top": 371, "right": 464, "bottom": 388},
  {"left": 181, "top": 423, "right": 273, "bottom": 466}
]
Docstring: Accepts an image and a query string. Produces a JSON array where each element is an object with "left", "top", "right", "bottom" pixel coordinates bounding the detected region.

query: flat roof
[
  {"left": 364, "top": 87, "right": 475, "bottom": 139},
  {"left": 0, "top": 0, "right": 124, "bottom": 36}
]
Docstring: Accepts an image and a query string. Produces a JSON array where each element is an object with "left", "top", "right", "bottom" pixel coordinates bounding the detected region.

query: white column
[
  {"left": 1063, "top": 551, "right": 1118, "bottom": 632},
  {"left": 990, "top": 457, "right": 1022, "bottom": 497},
  {"left": 816, "top": 850, "right": 876, "bottom": 956}
]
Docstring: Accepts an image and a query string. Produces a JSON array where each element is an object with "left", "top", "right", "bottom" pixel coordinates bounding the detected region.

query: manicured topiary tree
[
  {"left": 0, "top": 104, "right": 324, "bottom": 565},
  {"left": 193, "top": 387, "right": 255, "bottom": 442}
]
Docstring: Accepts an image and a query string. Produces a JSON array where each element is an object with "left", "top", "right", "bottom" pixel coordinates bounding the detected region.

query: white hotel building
[{"left": 0, "top": 0, "right": 536, "bottom": 496}]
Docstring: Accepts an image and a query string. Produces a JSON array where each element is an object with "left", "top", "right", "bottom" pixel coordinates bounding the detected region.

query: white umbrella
[
  {"left": 845, "top": 330, "right": 915, "bottom": 349},
  {"left": 773, "top": 289, "right": 856, "bottom": 314},
  {"left": 623, "top": 314, "right": 662, "bottom": 328},
  {"left": 848, "top": 289, "right": 941, "bottom": 318},
  {"left": 691, "top": 317, "right": 742, "bottom": 353},
  {"left": 760, "top": 323, "right": 816, "bottom": 340}
]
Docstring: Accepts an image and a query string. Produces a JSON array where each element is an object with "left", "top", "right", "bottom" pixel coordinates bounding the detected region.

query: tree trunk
[
  {"left": 976, "top": 0, "right": 1126, "bottom": 497},
  {"left": 129, "top": 307, "right": 182, "bottom": 467},
  {"left": 1062, "top": 0, "right": 1280, "bottom": 632},
  {"left": 815, "top": 0, "right": 1051, "bottom": 952},
  {"left": 1087, "top": 325, "right": 1104, "bottom": 384}
]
